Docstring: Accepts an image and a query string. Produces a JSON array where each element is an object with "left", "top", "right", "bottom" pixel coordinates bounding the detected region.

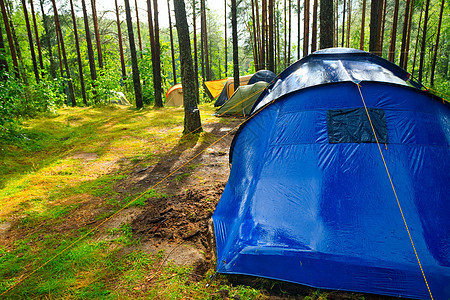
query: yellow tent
[
  {"left": 204, "top": 78, "right": 228, "bottom": 99},
  {"left": 165, "top": 84, "right": 183, "bottom": 106},
  {"left": 225, "top": 75, "right": 253, "bottom": 99}
]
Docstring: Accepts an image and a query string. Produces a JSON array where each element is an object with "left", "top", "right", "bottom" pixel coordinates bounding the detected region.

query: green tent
[{"left": 215, "top": 81, "right": 268, "bottom": 116}]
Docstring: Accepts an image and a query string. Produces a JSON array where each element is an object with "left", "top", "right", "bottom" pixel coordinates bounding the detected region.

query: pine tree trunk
[
  {"left": 124, "top": 0, "right": 143, "bottom": 108},
  {"left": 251, "top": 0, "right": 259, "bottom": 71},
  {"left": 346, "top": 0, "right": 351, "bottom": 48},
  {"left": 6, "top": 2, "right": 26, "bottom": 82},
  {"left": 341, "top": 0, "right": 345, "bottom": 47},
  {"left": 412, "top": 1, "right": 424, "bottom": 77},
  {"left": 51, "top": 0, "right": 76, "bottom": 106},
  {"left": 335, "top": 0, "right": 338, "bottom": 46},
  {"left": 388, "top": 0, "right": 399, "bottom": 62},
  {"left": 69, "top": 0, "right": 87, "bottom": 105},
  {"left": 255, "top": 0, "right": 262, "bottom": 70},
  {"left": 134, "top": 0, "right": 143, "bottom": 57},
  {"left": 297, "top": 0, "right": 300, "bottom": 59},
  {"left": 284, "top": 0, "right": 287, "bottom": 67},
  {"left": 167, "top": 0, "right": 177, "bottom": 85},
  {"left": 403, "top": 0, "right": 414, "bottom": 71},
  {"left": 303, "top": 0, "right": 310, "bottom": 56},
  {"left": 173, "top": 0, "right": 202, "bottom": 134},
  {"left": 200, "top": 0, "right": 210, "bottom": 81},
  {"left": 359, "top": 0, "right": 366, "bottom": 50},
  {"left": 29, "top": 0, "right": 44, "bottom": 71},
  {"left": 91, "top": 0, "right": 103, "bottom": 69},
  {"left": 39, "top": 0, "right": 56, "bottom": 78},
  {"left": 0, "top": 19, "right": 9, "bottom": 78},
  {"left": 311, "top": 0, "right": 317, "bottom": 52},
  {"left": 192, "top": 0, "right": 199, "bottom": 102},
  {"left": 81, "top": 0, "right": 98, "bottom": 100},
  {"left": 224, "top": 0, "right": 227, "bottom": 74},
  {"left": 399, "top": 0, "right": 411, "bottom": 69},
  {"left": 418, "top": 0, "right": 430, "bottom": 82},
  {"left": 319, "top": 0, "right": 333, "bottom": 49},
  {"left": 268, "top": 0, "right": 274, "bottom": 71},
  {"left": 379, "top": 0, "right": 386, "bottom": 54},
  {"left": 152, "top": 0, "right": 163, "bottom": 107},
  {"left": 261, "top": 0, "right": 266, "bottom": 69},
  {"left": 115, "top": 0, "right": 127, "bottom": 81},
  {"left": 200, "top": 0, "right": 205, "bottom": 80},
  {"left": 232, "top": 0, "right": 239, "bottom": 90},
  {"left": 369, "top": 0, "right": 382, "bottom": 55},
  {"left": 430, "top": 0, "right": 444, "bottom": 86},
  {"left": 0, "top": 0, "right": 19, "bottom": 77},
  {"left": 276, "top": 0, "right": 280, "bottom": 71}
]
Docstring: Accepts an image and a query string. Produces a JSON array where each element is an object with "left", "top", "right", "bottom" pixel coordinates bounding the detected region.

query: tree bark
[
  {"left": 304, "top": 0, "right": 310, "bottom": 57},
  {"left": 134, "top": 0, "right": 143, "bottom": 57},
  {"left": 124, "top": 0, "right": 143, "bottom": 108},
  {"left": 0, "top": 0, "right": 19, "bottom": 77},
  {"left": 0, "top": 19, "right": 9, "bottom": 77},
  {"left": 81, "top": 0, "right": 98, "bottom": 100},
  {"left": 346, "top": 0, "right": 351, "bottom": 48},
  {"left": 192, "top": 0, "right": 199, "bottom": 102},
  {"left": 91, "top": 0, "right": 103, "bottom": 69},
  {"left": 399, "top": 0, "right": 411, "bottom": 68},
  {"left": 39, "top": 0, "right": 56, "bottom": 78},
  {"left": 319, "top": 0, "right": 333, "bottom": 49},
  {"left": 69, "top": 0, "right": 87, "bottom": 105},
  {"left": 173, "top": 0, "right": 202, "bottom": 134},
  {"left": 200, "top": 0, "right": 210, "bottom": 81},
  {"left": 255, "top": 0, "right": 261, "bottom": 70},
  {"left": 29, "top": 0, "right": 44, "bottom": 71},
  {"left": 403, "top": 0, "right": 414, "bottom": 70},
  {"left": 115, "top": 0, "right": 127, "bottom": 81},
  {"left": 167, "top": 0, "right": 176, "bottom": 85},
  {"left": 341, "top": 0, "right": 345, "bottom": 47},
  {"left": 261, "top": 0, "right": 266, "bottom": 69},
  {"left": 311, "top": 0, "right": 317, "bottom": 52},
  {"left": 152, "top": 0, "right": 163, "bottom": 107},
  {"left": 418, "top": 0, "right": 430, "bottom": 82},
  {"left": 379, "top": 0, "right": 386, "bottom": 54},
  {"left": 430, "top": 0, "right": 444, "bottom": 86},
  {"left": 359, "top": 0, "right": 366, "bottom": 50},
  {"left": 388, "top": 0, "right": 399, "bottom": 62},
  {"left": 369, "top": 0, "right": 382, "bottom": 55},
  {"left": 284, "top": 0, "right": 286, "bottom": 67},
  {"left": 297, "top": 0, "right": 300, "bottom": 59},
  {"left": 412, "top": 1, "right": 423, "bottom": 77},
  {"left": 231, "top": 0, "right": 239, "bottom": 90},
  {"left": 51, "top": 0, "right": 76, "bottom": 106},
  {"left": 224, "top": 0, "right": 227, "bottom": 74},
  {"left": 268, "top": 0, "right": 274, "bottom": 71},
  {"left": 251, "top": 0, "right": 258, "bottom": 70}
]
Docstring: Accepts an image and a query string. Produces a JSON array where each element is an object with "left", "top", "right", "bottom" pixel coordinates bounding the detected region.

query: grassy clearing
[{"left": 0, "top": 104, "right": 275, "bottom": 299}]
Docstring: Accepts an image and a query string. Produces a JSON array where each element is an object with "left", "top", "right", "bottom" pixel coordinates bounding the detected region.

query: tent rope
[{"left": 356, "top": 83, "right": 434, "bottom": 300}]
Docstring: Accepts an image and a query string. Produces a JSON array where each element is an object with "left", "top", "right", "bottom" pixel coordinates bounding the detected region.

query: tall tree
[
  {"left": 261, "top": 0, "right": 266, "bottom": 69},
  {"left": 231, "top": 0, "right": 239, "bottom": 90},
  {"left": 341, "top": 0, "right": 346, "bottom": 47},
  {"left": 224, "top": 0, "right": 227, "bottom": 74},
  {"left": 430, "top": 0, "right": 444, "bottom": 86},
  {"left": 0, "top": 0, "right": 19, "bottom": 77},
  {"left": 379, "top": 0, "right": 386, "bottom": 53},
  {"left": 311, "top": 0, "right": 318, "bottom": 52},
  {"left": 173, "top": 0, "right": 202, "bottom": 134},
  {"left": 200, "top": 0, "right": 210, "bottom": 80},
  {"left": 251, "top": 0, "right": 258, "bottom": 70},
  {"left": 91, "top": 0, "right": 103, "bottom": 69},
  {"left": 29, "top": 0, "right": 44, "bottom": 71},
  {"left": 192, "top": 0, "right": 199, "bottom": 101},
  {"left": 297, "top": 0, "right": 300, "bottom": 59},
  {"left": 134, "top": 0, "right": 143, "bottom": 56},
  {"left": 346, "top": 0, "right": 351, "bottom": 47},
  {"left": 403, "top": 0, "right": 414, "bottom": 70},
  {"left": 268, "top": 0, "right": 274, "bottom": 71},
  {"left": 152, "top": 0, "right": 163, "bottom": 107},
  {"left": 255, "top": 0, "right": 262, "bottom": 69},
  {"left": 0, "top": 17, "right": 9, "bottom": 77},
  {"left": 168, "top": 0, "right": 176, "bottom": 84},
  {"left": 388, "top": 0, "right": 399, "bottom": 62},
  {"left": 319, "top": 0, "right": 333, "bottom": 49},
  {"left": 369, "top": 0, "right": 382, "bottom": 55},
  {"left": 69, "top": 0, "right": 87, "bottom": 105},
  {"left": 412, "top": 1, "right": 424, "bottom": 77},
  {"left": 303, "top": 0, "right": 310, "bottom": 56},
  {"left": 418, "top": 0, "right": 430, "bottom": 82},
  {"left": 81, "top": 0, "right": 97, "bottom": 100},
  {"left": 115, "top": 0, "right": 126, "bottom": 81},
  {"left": 399, "top": 0, "right": 411, "bottom": 68},
  {"left": 51, "top": 0, "right": 76, "bottom": 106},
  {"left": 6, "top": 1, "right": 25, "bottom": 82},
  {"left": 124, "top": 0, "right": 143, "bottom": 108},
  {"left": 39, "top": 0, "right": 56, "bottom": 78},
  {"left": 359, "top": 0, "right": 366, "bottom": 50}
]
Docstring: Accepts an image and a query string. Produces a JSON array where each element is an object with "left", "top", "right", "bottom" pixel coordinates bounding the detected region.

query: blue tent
[
  {"left": 248, "top": 70, "right": 277, "bottom": 85},
  {"left": 212, "top": 48, "right": 450, "bottom": 299}
]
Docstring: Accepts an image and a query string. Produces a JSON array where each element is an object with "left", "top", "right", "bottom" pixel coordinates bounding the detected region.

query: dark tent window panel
[{"left": 327, "top": 107, "right": 389, "bottom": 144}]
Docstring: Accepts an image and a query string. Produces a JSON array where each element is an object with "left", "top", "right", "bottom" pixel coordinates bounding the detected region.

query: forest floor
[{"left": 0, "top": 104, "right": 392, "bottom": 299}]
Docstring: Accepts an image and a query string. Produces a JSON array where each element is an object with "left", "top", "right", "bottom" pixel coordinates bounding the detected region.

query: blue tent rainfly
[{"left": 212, "top": 48, "right": 450, "bottom": 299}]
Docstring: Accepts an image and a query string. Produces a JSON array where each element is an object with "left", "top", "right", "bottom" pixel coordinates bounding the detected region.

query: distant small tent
[
  {"left": 165, "top": 84, "right": 183, "bottom": 106},
  {"left": 214, "top": 75, "right": 253, "bottom": 107},
  {"left": 109, "top": 91, "right": 130, "bottom": 105},
  {"left": 215, "top": 82, "right": 268, "bottom": 116},
  {"left": 248, "top": 70, "right": 277, "bottom": 85}
]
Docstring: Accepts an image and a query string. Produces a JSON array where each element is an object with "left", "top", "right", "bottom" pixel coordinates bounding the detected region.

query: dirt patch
[{"left": 70, "top": 151, "right": 99, "bottom": 161}]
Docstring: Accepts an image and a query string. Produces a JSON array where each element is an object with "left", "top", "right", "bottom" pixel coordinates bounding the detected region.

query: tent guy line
[{"left": 357, "top": 82, "right": 434, "bottom": 300}]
